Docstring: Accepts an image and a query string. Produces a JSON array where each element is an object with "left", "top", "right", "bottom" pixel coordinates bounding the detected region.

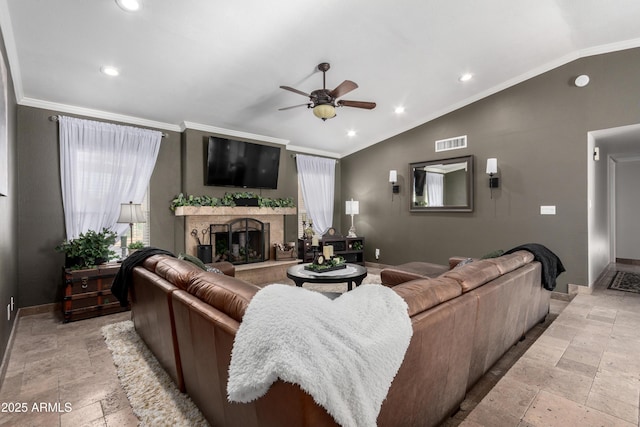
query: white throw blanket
[{"left": 227, "top": 284, "right": 412, "bottom": 427}]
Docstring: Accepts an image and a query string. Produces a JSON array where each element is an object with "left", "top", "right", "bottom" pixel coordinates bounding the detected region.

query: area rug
[
  {"left": 608, "top": 271, "right": 640, "bottom": 294},
  {"left": 101, "top": 321, "right": 209, "bottom": 427}
]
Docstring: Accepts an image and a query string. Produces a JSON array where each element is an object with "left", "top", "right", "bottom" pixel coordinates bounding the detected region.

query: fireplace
[
  {"left": 210, "top": 218, "right": 270, "bottom": 265},
  {"left": 174, "top": 205, "right": 297, "bottom": 267}
]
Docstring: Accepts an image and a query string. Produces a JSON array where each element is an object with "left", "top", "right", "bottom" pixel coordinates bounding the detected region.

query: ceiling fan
[{"left": 279, "top": 63, "right": 376, "bottom": 121}]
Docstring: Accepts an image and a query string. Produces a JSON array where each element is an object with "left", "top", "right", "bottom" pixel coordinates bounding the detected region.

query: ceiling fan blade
[
  {"left": 280, "top": 85, "right": 310, "bottom": 97},
  {"left": 329, "top": 80, "right": 358, "bottom": 98},
  {"left": 278, "top": 103, "right": 310, "bottom": 111},
  {"left": 337, "top": 100, "right": 376, "bottom": 109}
]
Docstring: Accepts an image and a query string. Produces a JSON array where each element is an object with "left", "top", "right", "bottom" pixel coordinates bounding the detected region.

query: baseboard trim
[
  {"left": 18, "top": 302, "right": 60, "bottom": 317},
  {"left": 616, "top": 258, "right": 640, "bottom": 266}
]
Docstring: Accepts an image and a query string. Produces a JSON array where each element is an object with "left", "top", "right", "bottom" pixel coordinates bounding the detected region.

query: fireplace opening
[{"left": 210, "top": 218, "right": 270, "bottom": 265}]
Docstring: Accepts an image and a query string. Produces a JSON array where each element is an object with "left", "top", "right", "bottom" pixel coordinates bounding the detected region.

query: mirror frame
[{"left": 409, "top": 155, "right": 474, "bottom": 212}]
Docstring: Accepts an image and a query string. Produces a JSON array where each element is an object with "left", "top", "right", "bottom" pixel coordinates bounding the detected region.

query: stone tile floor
[
  {"left": 458, "top": 262, "right": 640, "bottom": 427},
  {"left": 0, "top": 264, "right": 636, "bottom": 426}
]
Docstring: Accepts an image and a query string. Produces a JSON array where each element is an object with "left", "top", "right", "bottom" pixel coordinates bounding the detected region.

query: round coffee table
[{"left": 287, "top": 263, "right": 367, "bottom": 291}]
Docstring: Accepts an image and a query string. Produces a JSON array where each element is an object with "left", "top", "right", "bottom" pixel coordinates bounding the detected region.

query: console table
[{"left": 298, "top": 236, "right": 365, "bottom": 265}]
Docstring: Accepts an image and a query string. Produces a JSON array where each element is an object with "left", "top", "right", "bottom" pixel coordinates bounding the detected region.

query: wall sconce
[
  {"left": 345, "top": 198, "right": 359, "bottom": 237},
  {"left": 389, "top": 170, "right": 399, "bottom": 200},
  {"left": 486, "top": 158, "right": 499, "bottom": 198}
]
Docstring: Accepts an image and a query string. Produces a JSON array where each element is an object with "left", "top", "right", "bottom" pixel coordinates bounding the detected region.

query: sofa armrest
[
  {"left": 381, "top": 261, "right": 449, "bottom": 286},
  {"left": 449, "top": 256, "right": 470, "bottom": 270},
  {"left": 206, "top": 261, "right": 235, "bottom": 277}
]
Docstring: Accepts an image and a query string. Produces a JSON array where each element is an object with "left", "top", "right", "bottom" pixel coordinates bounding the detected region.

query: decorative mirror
[{"left": 410, "top": 155, "right": 474, "bottom": 212}]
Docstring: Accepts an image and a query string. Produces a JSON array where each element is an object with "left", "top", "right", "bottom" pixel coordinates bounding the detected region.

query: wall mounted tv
[{"left": 205, "top": 136, "right": 281, "bottom": 189}]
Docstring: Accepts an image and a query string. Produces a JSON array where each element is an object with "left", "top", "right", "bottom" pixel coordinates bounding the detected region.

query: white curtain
[
  {"left": 296, "top": 154, "right": 335, "bottom": 235},
  {"left": 426, "top": 172, "right": 444, "bottom": 207},
  {"left": 59, "top": 116, "right": 162, "bottom": 240}
]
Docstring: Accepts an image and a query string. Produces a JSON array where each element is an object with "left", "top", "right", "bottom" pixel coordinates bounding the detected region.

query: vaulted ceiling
[{"left": 2, "top": 0, "right": 640, "bottom": 157}]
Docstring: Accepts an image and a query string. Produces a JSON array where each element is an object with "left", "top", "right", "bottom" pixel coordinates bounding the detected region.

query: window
[{"left": 58, "top": 116, "right": 162, "bottom": 250}]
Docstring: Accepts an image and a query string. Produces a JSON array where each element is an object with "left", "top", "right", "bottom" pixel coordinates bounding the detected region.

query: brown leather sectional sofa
[{"left": 129, "top": 250, "right": 549, "bottom": 427}]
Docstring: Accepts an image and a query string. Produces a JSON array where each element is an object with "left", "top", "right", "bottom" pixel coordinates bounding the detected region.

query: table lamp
[
  {"left": 345, "top": 198, "right": 359, "bottom": 237},
  {"left": 117, "top": 201, "right": 146, "bottom": 258}
]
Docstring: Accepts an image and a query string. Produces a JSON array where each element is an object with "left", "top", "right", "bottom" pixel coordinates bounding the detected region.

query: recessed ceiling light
[
  {"left": 115, "top": 0, "right": 140, "bottom": 12},
  {"left": 574, "top": 74, "right": 590, "bottom": 87},
  {"left": 100, "top": 66, "right": 120, "bottom": 76},
  {"left": 347, "top": 130, "right": 357, "bottom": 137},
  {"left": 394, "top": 106, "right": 405, "bottom": 114},
  {"left": 459, "top": 73, "right": 473, "bottom": 82}
]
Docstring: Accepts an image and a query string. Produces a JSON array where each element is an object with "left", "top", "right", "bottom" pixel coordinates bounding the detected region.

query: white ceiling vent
[{"left": 435, "top": 135, "right": 467, "bottom": 152}]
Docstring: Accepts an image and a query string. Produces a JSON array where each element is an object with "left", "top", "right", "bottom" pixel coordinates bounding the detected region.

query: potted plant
[
  {"left": 128, "top": 241, "right": 145, "bottom": 255},
  {"left": 55, "top": 228, "right": 117, "bottom": 270}
]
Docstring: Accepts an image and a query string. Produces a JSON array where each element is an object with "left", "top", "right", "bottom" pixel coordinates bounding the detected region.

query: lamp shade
[
  {"left": 313, "top": 104, "right": 336, "bottom": 120},
  {"left": 389, "top": 170, "right": 397, "bottom": 183},
  {"left": 486, "top": 158, "right": 498, "bottom": 175},
  {"left": 117, "top": 202, "right": 146, "bottom": 224},
  {"left": 345, "top": 199, "right": 359, "bottom": 215}
]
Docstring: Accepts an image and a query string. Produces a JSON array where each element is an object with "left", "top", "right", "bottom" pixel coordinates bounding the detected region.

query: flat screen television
[{"left": 205, "top": 137, "right": 281, "bottom": 189}]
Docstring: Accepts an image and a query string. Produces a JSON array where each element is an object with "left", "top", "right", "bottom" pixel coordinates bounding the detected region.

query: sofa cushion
[
  {"left": 484, "top": 250, "right": 533, "bottom": 274},
  {"left": 381, "top": 261, "right": 449, "bottom": 287},
  {"left": 186, "top": 272, "right": 260, "bottom": 322},
  {"left": 392, "top": 277, "right": 462, "bottom": 316},
  {"left": 142, "top": 256, "right": 202, "bottom": 290},
  {"left": 441, "top": 260, "right": 502, "bottom": 293}
]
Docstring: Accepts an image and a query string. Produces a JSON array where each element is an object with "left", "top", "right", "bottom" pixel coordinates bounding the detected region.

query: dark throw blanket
[
  {"left": 111, "top": 247, "right": 175, "bottom": 306},
  {"left": 504, "top": 243, "right": 565, "bottom": 291}
]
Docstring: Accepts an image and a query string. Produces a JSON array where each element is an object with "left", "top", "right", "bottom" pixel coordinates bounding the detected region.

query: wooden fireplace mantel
[{"left": 173, "top": 206, "right": 297, "bottom": 217}]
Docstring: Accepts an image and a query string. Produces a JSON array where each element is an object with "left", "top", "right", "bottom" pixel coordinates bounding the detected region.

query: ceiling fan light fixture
[{"left": 313, "top": 104, "right": 336, "bottom": 120}]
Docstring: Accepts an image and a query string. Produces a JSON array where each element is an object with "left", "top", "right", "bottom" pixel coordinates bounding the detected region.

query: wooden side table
[
  {"left": 298, "top": 236, "right": 365, "bottom": 265},
  {"left": 62, "top": 263, "right": 129, "bottom": 322}
]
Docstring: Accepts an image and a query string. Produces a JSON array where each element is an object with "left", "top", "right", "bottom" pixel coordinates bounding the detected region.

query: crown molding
[
  {"left": 19, "top": 97, "right": 182, "bottom": 132},
  {"left": 339, "top": 39, "right": 640, "bottom": 158},
  {"left": 181, "top": 121, "right": 289, "bottom": 145},
  {"left": 285, "top": 144, "right": 341, "bottom": 159}
]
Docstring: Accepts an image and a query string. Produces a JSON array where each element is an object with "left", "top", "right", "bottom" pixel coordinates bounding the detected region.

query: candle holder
[{"left": 301, "top": 220, "right": 307, "bottom": 239}]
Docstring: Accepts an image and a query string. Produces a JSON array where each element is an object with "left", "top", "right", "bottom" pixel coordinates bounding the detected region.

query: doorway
[{"left": 588, "top": 123, "right": 640, "bottom": 287}]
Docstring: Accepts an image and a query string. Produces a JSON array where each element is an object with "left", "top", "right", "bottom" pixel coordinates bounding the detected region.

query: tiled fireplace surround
[{"left": 174, "top": 206, "right": 298, "bottom": 284}]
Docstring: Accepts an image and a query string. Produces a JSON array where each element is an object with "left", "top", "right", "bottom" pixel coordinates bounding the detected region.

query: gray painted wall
[
  {"left": 615, "top": 159, "right": 640, "bottom": 260},
  {"left": 340, "top": 48, "right": 640, "bottom": 293},
  {"left": 0, "top": 30, "right": 18, "bottom": 368}
]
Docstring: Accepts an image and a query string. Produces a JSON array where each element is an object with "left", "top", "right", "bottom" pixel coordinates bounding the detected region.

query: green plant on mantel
[
  {"left": 170, "top": 192, "right": 295, "bottom": 211},
  {"left": 55, "top": 228, "right": 117, "bottom": 270}
]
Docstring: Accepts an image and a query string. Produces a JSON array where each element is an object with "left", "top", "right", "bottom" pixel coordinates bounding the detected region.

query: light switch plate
[{"left": 540, "top": 205, "right": 556, "bottom": 215}]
